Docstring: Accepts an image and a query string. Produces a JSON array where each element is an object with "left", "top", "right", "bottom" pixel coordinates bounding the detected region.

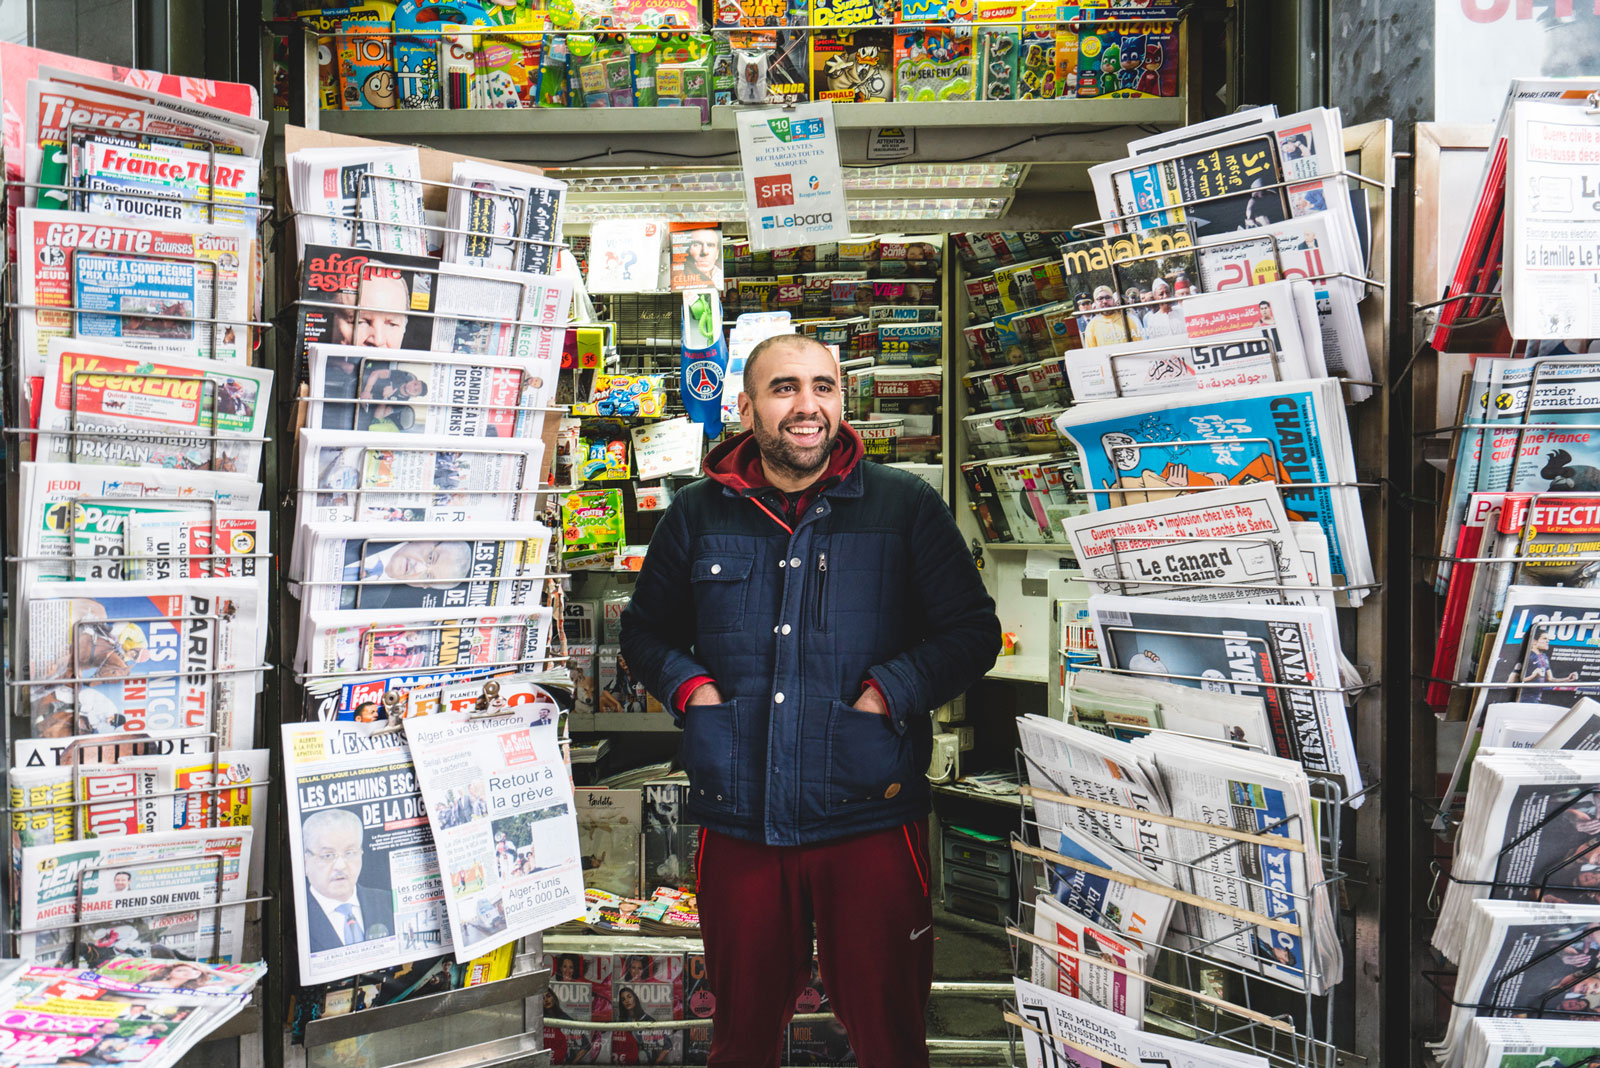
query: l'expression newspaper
[
  {"left": 404, "top": 703, "right": 585, "bottom": 962},
  {"left": 15, "top": 209, "right": 256, "bottom": 421},
  {"left": 305, "top": 345, "right": 540, "bottom": 438},
  {"left": 16, "top": 827, "right": 252, "bottom": 965},
  {"left": 36, "top": 338, "right": 272, "bottom": 475},
  {"left": 26, "top": 579, "right": 264, "bottom": 751},
  {"left": 297, "top": 520, "right": 550, "bottom": 612},
  {"left": 283, "top": 721, "right": 453, "bottom": 985}
]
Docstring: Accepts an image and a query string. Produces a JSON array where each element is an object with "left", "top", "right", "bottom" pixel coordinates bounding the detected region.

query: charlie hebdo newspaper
[
  {"left": 404, "top": 686, "right": 585, "bottom": 962},
  {"left": 283, "top": 721, "right": 454, "bottom": 985}
]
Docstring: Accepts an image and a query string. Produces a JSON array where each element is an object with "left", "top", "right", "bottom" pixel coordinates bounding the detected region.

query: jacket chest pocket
[{"left": 691, "top": 554, "right": 754, "bottom": 633}]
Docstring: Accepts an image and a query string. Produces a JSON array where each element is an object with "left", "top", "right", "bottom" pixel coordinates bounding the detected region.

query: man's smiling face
[{"left": 738, "top": 337, "right": 843, "bottom": 484}]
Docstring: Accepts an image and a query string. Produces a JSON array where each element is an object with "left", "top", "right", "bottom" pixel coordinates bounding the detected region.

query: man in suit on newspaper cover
[
  {"left": 622, "top": 334, "right": 1000, "bottom": 1067},
  {"left": 301, "top": 808, "right": 396, "bottom": 953}
]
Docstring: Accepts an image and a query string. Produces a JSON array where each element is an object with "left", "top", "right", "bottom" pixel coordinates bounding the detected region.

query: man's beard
[{"left": 750, "top": 409, "right": 838, "bottom": 481}]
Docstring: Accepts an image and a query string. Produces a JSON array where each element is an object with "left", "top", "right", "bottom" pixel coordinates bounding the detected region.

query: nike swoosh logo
[{"left": 909, "top": 924, "right": 933, "bottom": 941}]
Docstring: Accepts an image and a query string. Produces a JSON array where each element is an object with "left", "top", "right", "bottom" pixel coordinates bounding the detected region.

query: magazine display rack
[
  {"left": 271, "top": 132, "right": 571, "bottom": 1068},
  {"left": 0, "top": 173, "right": 280, "bottom": 1052},
  {"left": 988, "top": 119, "right": 1396, "bottom": 1068}
]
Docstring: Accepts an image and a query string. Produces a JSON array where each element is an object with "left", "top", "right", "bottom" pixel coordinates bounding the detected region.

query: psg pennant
[
  {"left": 682, "top": 290, "right": 727, "bottom": 435},
  {"left": 681, "top": 339, "right": 727, "bottom": 435}
]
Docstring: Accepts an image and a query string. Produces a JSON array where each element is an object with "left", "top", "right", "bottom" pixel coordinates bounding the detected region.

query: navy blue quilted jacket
[{"left": 620, "top": 424, "right": 1001, "bottom": 846}]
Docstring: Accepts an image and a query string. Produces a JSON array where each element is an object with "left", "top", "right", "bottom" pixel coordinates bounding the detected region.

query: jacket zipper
[{"left": 815, "top": 552, "right": 829, "bottom": 630}]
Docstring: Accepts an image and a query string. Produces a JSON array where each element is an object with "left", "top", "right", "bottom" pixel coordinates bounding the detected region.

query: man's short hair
[
  {"left": 303, "top": 807, "right": 364, "bottom": 850},
  {"left": 742, "top": 334, "right": 833, "bottom": 394}
]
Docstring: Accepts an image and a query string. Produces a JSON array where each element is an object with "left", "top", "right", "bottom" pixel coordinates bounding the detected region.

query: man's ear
[{"left": 737, "top": 390, "right": 753, "bottom": 430}]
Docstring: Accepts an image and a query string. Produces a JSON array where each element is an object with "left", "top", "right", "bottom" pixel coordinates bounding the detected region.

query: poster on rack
[
  {"left": 735, "top": 103, "right": 850, "bottom": 250},
  {"left": 404, "top": 696, "right": 585, "bottom": 962},
  {"left": 283, "top": 721, "right": 455, "bottom": 985}
]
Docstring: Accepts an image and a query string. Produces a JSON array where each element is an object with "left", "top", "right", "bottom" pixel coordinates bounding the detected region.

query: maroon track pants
[{"left": 696, "top": 820, "right": 935, "bottom": 1068}]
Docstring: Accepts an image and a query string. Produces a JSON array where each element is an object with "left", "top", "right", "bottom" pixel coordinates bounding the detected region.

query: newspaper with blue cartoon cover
[{"left": 1054, "top": 378, "right": 1371, "bottom": 601}]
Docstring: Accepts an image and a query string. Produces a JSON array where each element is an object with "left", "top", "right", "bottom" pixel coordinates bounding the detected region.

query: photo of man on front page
[{"left": 284, "top": 721, "right": 453, "bottom": 984}]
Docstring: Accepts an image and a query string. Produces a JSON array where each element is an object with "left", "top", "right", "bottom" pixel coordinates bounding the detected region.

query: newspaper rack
[{"left": 1008, "top": 744, "right": 1355, "bottom": 1068}]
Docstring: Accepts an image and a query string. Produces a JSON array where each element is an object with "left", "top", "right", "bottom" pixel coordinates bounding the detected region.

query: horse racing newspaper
[{"left": 16, "top": 827, "right": 253, "bottom": 965}]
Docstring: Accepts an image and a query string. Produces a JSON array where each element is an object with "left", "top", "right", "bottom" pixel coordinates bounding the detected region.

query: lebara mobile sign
[{"left": 736, "top": 103, "right": 851, "bottom": 250}]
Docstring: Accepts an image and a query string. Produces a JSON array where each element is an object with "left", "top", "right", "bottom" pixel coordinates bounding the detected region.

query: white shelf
[
  {"left": 985, "top": 656, "right": 1050, "bottom": 684},
  {"left": 305, "top": 98, "right": 1185, "bottom": 167},
  {"left": 568, "top": 711, "right": 679, "bottom": 733}
]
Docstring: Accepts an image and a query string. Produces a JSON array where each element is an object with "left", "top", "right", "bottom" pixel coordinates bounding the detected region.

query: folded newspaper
[
  {"left": 1087, "top": 594, "right": 1362, "bottom": 802},
  {"left": 1054, "top": 377, "right": 1372, "bottom": 599},
  {"left": 1431, "top": 899, "right": 1600, "bottom": 1068},
  {"left": 1013, "top": 977, "right": 1269, "bottom": 1068},
  {"left": 35, "top": 338, "right": 272, "bottom": 476},
  {"left": 305, "top": 344, "right": 546, "bottom": 438},
  {"left": 403, "top": 696, "right": 585, "bottom": 962},
  {"left": 295, "top": 520, "right": 550, "bottom": 612},
  {"left": 16, "top": 826, "right": 253, "bottom": 966},
  {"left": 1435, "top": 748, "right": 1600, "bottom": 963},
  {"left": 25, "top": 578, "right": 265, "bottom": 750}
]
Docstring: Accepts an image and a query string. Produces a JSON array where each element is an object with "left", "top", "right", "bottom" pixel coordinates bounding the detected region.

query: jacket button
[
  {"left": 885, "top": 783, "right": 901, "bottom": 799},
  {"left": 781, "top": 624, "right": 791, "bottom": 635},
  {"left": 774, "top": 692, "right": 785, "bottom": 704},
  {"left": 815, "top": 506, "right": 824, "bottom": 514},
  {"left": 779, "top": 560, "right": 787, "bottom": 568},
  {"left": 716, "top": 794, "right": 723, "bottom": 801},
  {"left": 710, "top": 563, "right": 721, "bottom": 574},
  {"left": 773, "top": 625, "right": 779, "bottom": 634},
  {"left": 789, "top": 557, "right": 801, "bottom": 567}
]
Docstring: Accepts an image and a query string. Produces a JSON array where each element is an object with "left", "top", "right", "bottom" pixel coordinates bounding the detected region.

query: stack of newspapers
[
  {"left": 1462, "top": 1018, "right": 1600, "bottom": 1068},
  {"left": 7, "top": 61, "right": 272, "bottom": 978},
  {"left": 1427, "top": 748, "right": 1600, "bottom": 1068},
  {"left": 285, "top": 145, "right": 571, "bottom": 717},
  {"left": 1018, "top": 712, "right": 1341, "bottom": 1003},
  {"left": 0, "top": 956, "right": 266, "bottom": 1066},
  {"left": 280, "top": 137, "right": 588, "bottom": 994}
]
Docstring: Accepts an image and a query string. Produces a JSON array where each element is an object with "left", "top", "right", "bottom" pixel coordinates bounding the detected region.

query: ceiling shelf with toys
[{"left": 274, "top": 2, "right": 1193, "bottom": 177}]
